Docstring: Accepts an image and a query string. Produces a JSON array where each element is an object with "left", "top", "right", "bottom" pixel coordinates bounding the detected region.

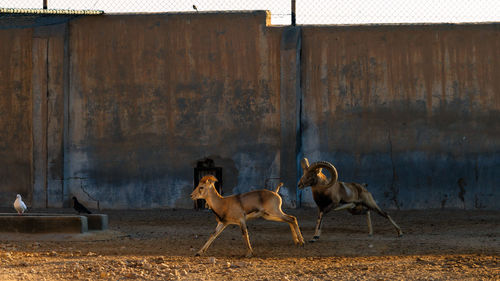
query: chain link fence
[
  {"left": 0, "top": 0, "right": 499, "bottom": 25},
  {"left": 299, "top": 0, "right": 500, "bottom": 24}
]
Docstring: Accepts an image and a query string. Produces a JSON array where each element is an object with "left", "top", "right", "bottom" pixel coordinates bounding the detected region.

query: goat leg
[
  {"left": 369, "top": 207, "right": 403, "bottom": 236},
  {"left": 333, "top": 202, "right": 356, "bottom": 211},
  {"left": 366, "top": 210, "right": 373, "bottom": 236},
  {"left": 363, "top": 195, "right": 403, "bottom": 237},
  {"left": 310, "top": 211, "right": 324, "bottom": 243},
  {"left": 386, "top": 214, "right": 403, "bottom": 236}
]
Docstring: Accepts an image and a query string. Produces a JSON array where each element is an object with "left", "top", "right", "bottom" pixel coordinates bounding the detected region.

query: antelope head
[{"left": 191, "top": 175, "right": 218, "bottom": 200}]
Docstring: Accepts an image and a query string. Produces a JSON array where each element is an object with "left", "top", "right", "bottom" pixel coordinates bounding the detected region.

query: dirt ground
[{"left": 0, "top": 208, "right": 498, "bottom": 280}]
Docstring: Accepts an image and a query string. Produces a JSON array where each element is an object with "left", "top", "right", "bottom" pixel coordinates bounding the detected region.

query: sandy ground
[{"left": 0, "top": 208, "right": 498, "bottom": 280}]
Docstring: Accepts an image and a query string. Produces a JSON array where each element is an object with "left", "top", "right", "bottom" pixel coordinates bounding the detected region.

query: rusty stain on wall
[
  {"left": 0, "top": 28, "right": 33, "bottom": 206},
  {"left": 65, "top": 12, "right": 282, "bottom": 208}
]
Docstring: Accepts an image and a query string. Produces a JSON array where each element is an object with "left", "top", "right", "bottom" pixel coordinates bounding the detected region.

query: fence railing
[{"left": 0, "top": 0, "right": 499, "bottom": 25}]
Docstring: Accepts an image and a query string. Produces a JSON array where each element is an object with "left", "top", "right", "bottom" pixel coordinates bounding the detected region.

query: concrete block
[
  {"left": 0, "top": 213, "right": 88, "bottom": 233},
  {"left": 83, "top": 214, "right": 108, "bottom": 231}
]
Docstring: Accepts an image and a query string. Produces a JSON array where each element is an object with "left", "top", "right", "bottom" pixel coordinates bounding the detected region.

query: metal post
[
  {"left": 291, "top": 0, "right": 296, "bottom": 26},
  {"left": 43, "top": 0, "right": 47, "bottom": 9}
]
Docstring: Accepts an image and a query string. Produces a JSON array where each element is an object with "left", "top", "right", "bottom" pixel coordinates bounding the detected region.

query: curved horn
[
  {"left": 308, "top": 161, "right": 338, "bottom": 187},
  {"left": 300, "top": 158, "right": 310, "bottom": 171}
]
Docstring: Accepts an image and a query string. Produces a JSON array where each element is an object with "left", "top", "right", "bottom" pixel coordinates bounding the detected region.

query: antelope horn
[{"left": 308, "top": 161, "right": 338, "bottom": 187}]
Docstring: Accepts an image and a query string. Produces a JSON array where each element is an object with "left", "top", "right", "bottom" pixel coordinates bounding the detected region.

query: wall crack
[{"left": 388, "top": 130, "right": 400, "bottom": 210}]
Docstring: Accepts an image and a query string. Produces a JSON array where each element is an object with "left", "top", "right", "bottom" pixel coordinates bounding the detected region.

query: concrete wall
[
  {"left": 0, "top": 20, "right": 69, "bottom": 208},
  {"left": 65, "top": 12, "right": 285, "bottom": 209},
  {"left": 300, "top": 24, "right": 500, "bottom": 209},
  {"left": 0, "top": 12, "right": 498, "bottom": 210},
  {"left": 32, "top": 24, "right": 67, "bottom": 209},
  {"left": 0, "top": 28, "right": 33, "bottom": 206}
]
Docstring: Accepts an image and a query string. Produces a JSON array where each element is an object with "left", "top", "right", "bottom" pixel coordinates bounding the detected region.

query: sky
[{"left": 1, "top": 0, "right": 499, "bottom": 25}]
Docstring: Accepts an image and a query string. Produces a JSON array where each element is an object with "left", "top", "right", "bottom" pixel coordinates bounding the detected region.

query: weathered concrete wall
[
  {"left": 300, "top": 24, "right": 500, "bottom": 210},
  {"left": 0, "top": 21, "right": 67, "bottom": 208},
  {"left": 0, "top": 28, "right": 33, "bottom": 206},
  {"left": 1, "top": 13, "right": 498, "bottom": 210},
  {"left": 65, "top": 12, "right": 285, "bottom": 209},
  {"left": 32, "top": 23, "right": 67, "bottom": 208}
]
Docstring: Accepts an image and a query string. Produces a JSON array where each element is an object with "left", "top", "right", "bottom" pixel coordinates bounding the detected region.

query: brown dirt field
[{"left": 0, "top": 208, "right": 498, "bottom": 280}]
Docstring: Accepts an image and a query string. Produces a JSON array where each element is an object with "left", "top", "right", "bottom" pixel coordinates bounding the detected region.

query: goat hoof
[{"left": 309, "top": 236, "right": 319, "bottom": 243}]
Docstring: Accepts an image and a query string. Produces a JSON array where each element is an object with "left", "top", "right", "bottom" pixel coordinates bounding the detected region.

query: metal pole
[
  {"left": 291, "top": 0, "right": 296, "bottom": 26},
  {"left": 43, "top": 0, "right": 47, "bottom": 9}
]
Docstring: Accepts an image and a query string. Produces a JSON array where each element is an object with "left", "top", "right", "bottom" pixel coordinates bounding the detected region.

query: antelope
[
  {"left": 191, "top": 175, "right": 305, "bottom": 257},
  {"left": 298, "top": 158, "right": 403, "bottom": 242}
]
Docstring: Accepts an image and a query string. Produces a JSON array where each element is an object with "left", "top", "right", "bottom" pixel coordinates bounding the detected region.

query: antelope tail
[{"left": 274, "top": 182, "right": 284, "bottom": 193}]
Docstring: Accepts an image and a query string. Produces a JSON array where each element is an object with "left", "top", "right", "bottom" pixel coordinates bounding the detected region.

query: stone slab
[
  {"left": 0, "top": 213, "right": 87, "bottom": 233},
  {"left": 83, "top": 214, "right": 108, "bottom": 231},
  {"left": 0, "top": 213, "right": 108, "bottom": 232}
]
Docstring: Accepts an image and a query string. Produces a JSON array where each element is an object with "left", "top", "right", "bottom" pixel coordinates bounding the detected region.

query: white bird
[{"left": 14, "top": 194, "right": 27, "bottom": 215}]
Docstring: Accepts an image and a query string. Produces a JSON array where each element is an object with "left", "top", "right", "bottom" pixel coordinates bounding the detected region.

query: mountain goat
[{"left": 298, "top": 158, "right": 403, "bottom": 242}]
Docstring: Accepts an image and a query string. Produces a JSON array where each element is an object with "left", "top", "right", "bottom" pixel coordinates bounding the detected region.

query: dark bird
[
  {"left": 193, "top": 5, "right": 198, "bottom": 12},
  {"left": 73, "top": 196, "right": 92, "bottom": 214}
]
